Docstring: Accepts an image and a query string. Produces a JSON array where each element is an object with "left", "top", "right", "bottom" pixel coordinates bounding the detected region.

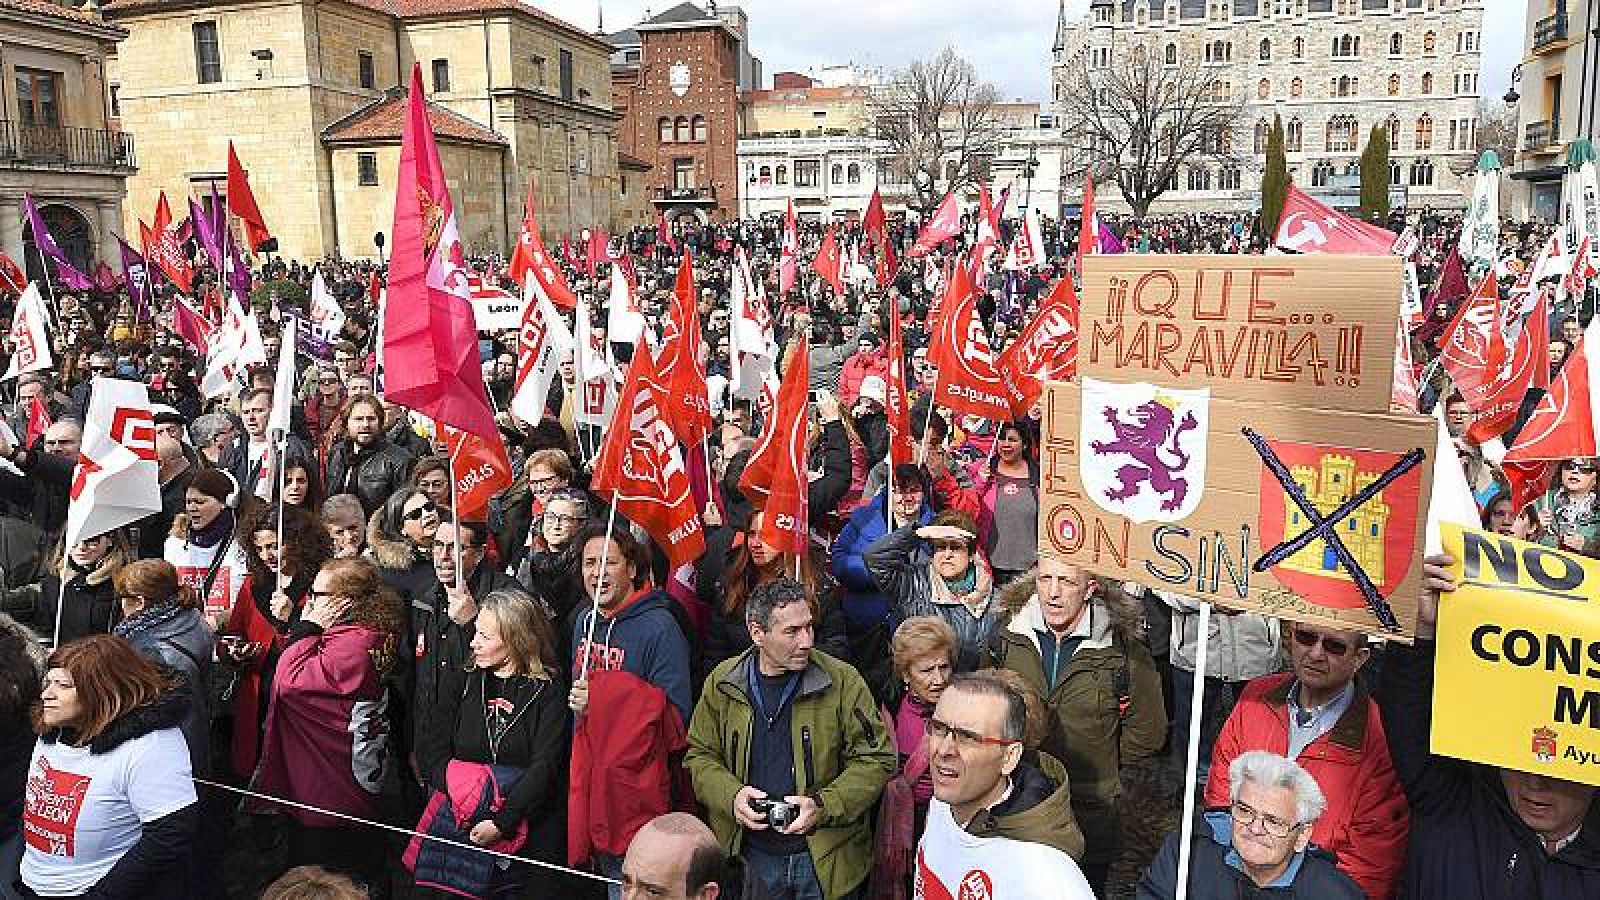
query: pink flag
[
  {"left": 779, "top": 200, "right": 799, "bottom": 295},
  {"left": 382, "top": 64, "right": 499, "bottom": 440}
]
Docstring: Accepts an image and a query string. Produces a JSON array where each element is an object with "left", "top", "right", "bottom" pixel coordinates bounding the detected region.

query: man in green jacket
[
  {"left": 985, "top": 555, "right": 1168, "bottom": 897},
  {"left": 686, "top": 578, "right": 895, "bottom": 900}
]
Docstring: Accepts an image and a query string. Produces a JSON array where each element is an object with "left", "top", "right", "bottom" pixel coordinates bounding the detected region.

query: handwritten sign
[
  {"left": 1078, "top": 255, "right": 1402, "bottom": 412},
  {"left": 1040, "top": 379, "right": 1435, "bottom": 640}
]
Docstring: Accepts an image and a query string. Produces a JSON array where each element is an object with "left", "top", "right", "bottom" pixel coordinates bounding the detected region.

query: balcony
[
  {"left": 0, "top": 121, "right": 137, "bottom": 171},
  {"left": 1524, "top": 118, "right": 1561, "bottom": 151},
  {"left": 1533, "top": 7, "right": 1569, "bottom": 53},
  {"left": 651, "top": 185, "right": 717, "bottom": 204}
]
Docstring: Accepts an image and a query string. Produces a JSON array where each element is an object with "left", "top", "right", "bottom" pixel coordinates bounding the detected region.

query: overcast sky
[{"left": 540, "top": 0, "right": 1525, "bottom": 103}]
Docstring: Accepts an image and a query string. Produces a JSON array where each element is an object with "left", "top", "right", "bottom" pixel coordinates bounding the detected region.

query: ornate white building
[{"left": 1052, "top": 0, "right": 1486, "bottom": 214}]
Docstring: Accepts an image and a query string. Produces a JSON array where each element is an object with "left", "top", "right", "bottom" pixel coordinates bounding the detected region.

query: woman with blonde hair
[
  {"left": 411, "top": 588, "right": 568, "bottom": 897},
  {"left": 35, "top": 528, "right": 133, "bottom": 644}
]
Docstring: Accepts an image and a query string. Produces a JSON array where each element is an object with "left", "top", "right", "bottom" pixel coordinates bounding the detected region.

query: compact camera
[{"left": 749, "top": 798, "right": 799, "bottom": 831}]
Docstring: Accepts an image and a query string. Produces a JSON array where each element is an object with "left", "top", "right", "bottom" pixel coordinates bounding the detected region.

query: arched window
[
  {"left": 1258, "top": 79, "right": 1271, "bottom": 99},
  {"left": 1386, "top": 114, "right": 1401, "bottom": 150},
  {"left": 1219, "top": 166, "right": 1241, "bottom": 191},
  {"left": 658, "top": 117, "right": 673, "bottom": 142},
  {"left": 846, "top": 163, "right": 861, "bottom": 184},
  {"left": 1287, "top": 118, "right": 1303, "bottom": 152},
  {"left": 1390, "top": 160, "right": 1402, "bottom": 186},
  {"left": 1311, "top": 161, "right": 1335, "bottom": 187},
  {"left": 1326, "top": 115, "right": 1358, "bottom": 152},
  {"left": 1344, "top": 160, "right": 1361, "bottom": 177},
  {"left": 1390, "top": 32, "right": 1402, "bottom": 55},
  {"left": 1290, "top": 77, "right": 1303, "bottom": 98},
  {"left": 1421, "top": 72, "right": 1433, "bottom": 94},
  {"left": 1423, "top": 31, "right": 1436, "bottom": 54},
  {"left": 1333, "top": 76, "right": 1356, "bottom": 97},
  {"left": 673, "top": 116, "right": 689, "bottom": 143},
  {"left": 1415, "top": 114, "right": 1433, "bottom": 149},
  {"left": 1409, "top": 157, "right": 1435, "bottom": 186},
  {"left": 691, "top": 115, "right": 707, "bottom": 142},
  {"left": 1388, "top": 74, "right": 1400, "bottom": 96},
  {"left": 1254, "top": 118, "right": 1271, "bottom": 154},
  {"left": 1333, "top": 34, "right": 1358, "bottom": 58},
  {"left": 1260, "top": 38, "right": 1271, "bottom": 60},
  {"left": 831, "top": 163, "right": 843, "bottom": 185},
  {"left": 1165, "top": 42, "right": 1178, "bottom": 65},
  {"left": 775, "top": 164, "right": 788, "bottom": 185}
]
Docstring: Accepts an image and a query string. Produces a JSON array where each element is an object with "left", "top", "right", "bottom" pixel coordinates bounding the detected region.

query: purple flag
[
  {"left": 226, "top": 239, "right": 252, "bottom": 301},
  {"left": 117, "top": 234, "right": 152, "bottom": 323},
  {"left": 1096, "top": 221, "right": 1125, "bottom": 255},
  {"left": 22, "top": 193, "right": 93, "bottom": 290},
  {"left": 189, "top": 195, "right": 224, "bottom": 274}
]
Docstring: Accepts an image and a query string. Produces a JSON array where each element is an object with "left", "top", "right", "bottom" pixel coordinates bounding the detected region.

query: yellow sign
[{"left": 1434, "top": 524, "right": 1600, "bottom": 786}]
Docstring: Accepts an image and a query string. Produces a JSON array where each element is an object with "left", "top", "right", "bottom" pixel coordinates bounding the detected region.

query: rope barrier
[{"left": 191, "top": 777, "right": 621, "bottom": 885}]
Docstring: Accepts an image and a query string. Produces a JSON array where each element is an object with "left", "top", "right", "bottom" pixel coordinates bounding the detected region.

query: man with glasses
[
  {"left": 915, "top": 672, "right": 1095, "bottom": 900},
  {"left": 1138, "top": 751, "right": 1363, "bottom": 898},
  {"left": 69, "top": 351, "right": 117, "bottom": 418},
  {"left": 1205, "top": 622, "right": 1409, "bottom": 900},
  {"left": 686, "top": 577, "right": 893, "bottom": 900}
]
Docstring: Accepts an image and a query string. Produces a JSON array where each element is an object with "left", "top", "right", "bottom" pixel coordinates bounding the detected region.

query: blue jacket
[
  {"left": 1137, "top": 812, "right": 1364, "bottom": 899},
  {"left": 830, "top": 489, "right": 932, "bottom": 630},
  {"left": 570, "top": 587, "right": 693, "bottom": 724}
]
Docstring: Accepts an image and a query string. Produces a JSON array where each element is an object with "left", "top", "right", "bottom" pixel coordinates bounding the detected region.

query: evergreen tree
[
  {"left": 1260, "top": 115, "right": 1289, "bottom": 240},
  {"left": 1359, "top": 125, "right": 1391, "bottom": 222}
]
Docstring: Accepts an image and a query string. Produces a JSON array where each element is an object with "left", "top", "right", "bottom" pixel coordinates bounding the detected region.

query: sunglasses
[
  {"left": 1564, "top": 463, "right": 1598, "bottom": 475},
  {"left": 930, "top": 540, "right": 969, "bottom": 553},
  {"left": 403, "top": 501, "right": 437, "bottom": 521},
  {"left": 1292, "top": 628, "right": 1355, "bottom": 657}
]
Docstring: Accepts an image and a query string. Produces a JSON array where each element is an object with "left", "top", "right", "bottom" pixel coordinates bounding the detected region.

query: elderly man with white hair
[{"left": 1137, "top": 751, "right": 1364, "bottom": 898}]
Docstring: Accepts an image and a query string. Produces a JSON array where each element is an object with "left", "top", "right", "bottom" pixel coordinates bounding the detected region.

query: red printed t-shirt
[{"left": 21, "top": 728, "right": 196, "bottom": 896}]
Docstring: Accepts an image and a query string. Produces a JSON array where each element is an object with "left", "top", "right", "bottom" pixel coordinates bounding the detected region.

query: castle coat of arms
[{"left": 1079, "top": 378, "right": 1209, "bottom": 524}]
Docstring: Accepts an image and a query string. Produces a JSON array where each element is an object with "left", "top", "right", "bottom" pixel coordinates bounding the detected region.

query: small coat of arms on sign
[{"left": 1079, "top": 377, "right": 1209, "bottom": 524}]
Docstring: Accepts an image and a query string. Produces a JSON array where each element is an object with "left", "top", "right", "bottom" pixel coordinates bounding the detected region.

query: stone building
[
  {"left": 608, "top": 2, "right": 758, "bottom": 223},
  {"left": 1053, "top": 0, "right": 1486, "bottom": 214},
  {"left": 103, "top": 0, "right": 623, "bottom": 261},
  {"left": 1507, "top": 1, "right": 1597, "bottom": 221},
  {"left": 0, "top": 0, "right": 133, "bottom": 275},
  {"left": 737, "top": 78, "right": 877, "bottom": 221}
]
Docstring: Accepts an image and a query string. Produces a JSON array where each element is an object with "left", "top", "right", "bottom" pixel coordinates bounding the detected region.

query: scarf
[
  {"left": 190, "top": 508, "right": 234, "bottom": 549},
  {"left": 114, "top": 600, "right": 185, "bottom": 643},
  {"left": 927, "top": 556, "right": 993, "bottom": 619}
]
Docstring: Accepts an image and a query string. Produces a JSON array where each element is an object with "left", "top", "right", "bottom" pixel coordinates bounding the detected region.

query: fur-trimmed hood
[
  {"left": 58, "top": 547, "right": 125, "bottom": 588},
  {"left": 367, "top": 507, "right": 423, "bottom": 571},
  {"left": 42, "top": 667, "right": 193, "bottom": 755},
  {"left": 995, "top": 573, "right": 1146, "bottom": 650},
  {"left": 0, "top": 611, "right": 44, "bottom": 671}
]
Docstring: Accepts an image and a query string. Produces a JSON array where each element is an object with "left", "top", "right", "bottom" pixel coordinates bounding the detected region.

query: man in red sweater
[{"left": 1205, "top": 623, "right": 1409, "bottom": 899}]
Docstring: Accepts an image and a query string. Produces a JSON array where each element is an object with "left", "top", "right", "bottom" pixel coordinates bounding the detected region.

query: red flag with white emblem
[
  {"left": 64, "top": 378, "right": 161, "bottom": 548},
  {"left": 997, "top": 275, "right": 1079, "bottom": 417},
  {"left": 1466, "top": 297, "right": 1549, "bottom": 444},
  {"left": 909, "top": 192, "right": 961, "bottom": 258},
  {"left": 813, "top": 227, "right": 845, "bottom": 297},
  {"left": 779, "top": 200, "right": 799, "bottom": 295},
  {"left": 1506, "top": 317, "right": 1600, "bottom": 461},
  {"left": 1273, "top": 184, "right": 1398, "bottom": 254},
  {"left": 656, "top": 252, "right": 714, "bottom": 446},
  {"left": 739, "top": 337, "right": 810, "bottom": 556},
  {"left": 442, "top": 424, "right": 513, "bottom": 517},
  {"left": 1441, "top": 273, "right": 1508, "bottom": 401},
  {"left": 929, "top": 265, "right": 1010, "bottom": 422},
  {"left": 507, "top": 190, "right": 577, "bottom": 310}
]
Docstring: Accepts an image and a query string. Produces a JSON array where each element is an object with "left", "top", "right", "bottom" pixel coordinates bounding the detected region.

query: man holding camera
[{"left": 686, "top": 578, "right": 894, "bottom": 900}]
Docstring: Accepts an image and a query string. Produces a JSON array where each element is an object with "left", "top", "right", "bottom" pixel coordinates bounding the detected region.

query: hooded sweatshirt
[
  {"left": 570, "top": 586, "right": 692, "bottom": 723},
  {"left": 914, "top": 759, "right": 1096, "bottom": 900}
]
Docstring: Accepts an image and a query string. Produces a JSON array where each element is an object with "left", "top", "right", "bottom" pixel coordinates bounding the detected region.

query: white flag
[
  {"left": 728, "top": 246, "right": 776, "bottom": 400},
  {"left": 309, "top": 271, "right": 347, "bottom": 340},
  {"left": 510, "top": 281, "right": 574, "bottom": 424},
  {"left": 63, "top": 378, "right": 161, "bottom": 549},
  {"left": 574, "top": 291, "right": 616, "bottom": 427},
  {"left": 203, "top": 293, "right": 268, "bottom": 399},
  {"left": 1, "top": 283, "right": 52, "bottom": 381},
  {"left": 605, "top": 261, "right": 645, "bottom": 345},
  {"left": 1459, "top": 164, "right": 1500, "bottom": 278},
  {"left": 267, "top": 315, "right": 297, "bottom": 436},
  {"left": 1425, "top": 402, "right": 1481, "bottom": 557}
]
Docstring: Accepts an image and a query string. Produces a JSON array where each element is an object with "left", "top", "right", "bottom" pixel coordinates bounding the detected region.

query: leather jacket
[{"left": 324, "top": 437, "right": 414, "bottom": 514}]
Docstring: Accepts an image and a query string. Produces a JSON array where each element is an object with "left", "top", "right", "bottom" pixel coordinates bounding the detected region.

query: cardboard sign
[
  {"left": 1040, "top": 378, "right": 1434, "bottom": 639},
  {"left": 1078, "top": 255, "right": 1402, "bottom": 413},
  {"left": 1434, "top": 524, "right": 1600, "bottom": 786}
]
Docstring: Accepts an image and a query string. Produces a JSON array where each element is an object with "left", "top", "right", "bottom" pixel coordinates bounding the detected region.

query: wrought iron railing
[
  {"left": 1534, "top": 7, "right": 1569, "bottom": 51},
  {"left": 651, "top": 185, "right": 717, "bottom": 202},
  {"left": 0, "top": 121, "right": 137, "bottom": 170}
]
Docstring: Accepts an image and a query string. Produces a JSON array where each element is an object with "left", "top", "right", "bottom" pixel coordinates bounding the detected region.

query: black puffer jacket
[
  {"left": 0, "top": 447, "right": 73, "bottom": 540},
  {"left": 35, "top": 555, "right": 122, "bottom": 645},
  {"left": 1379, "top": 641, "right": 1600, "bottom": 900},
  {"left": 1137, "top": 812, "right": 1364, "bottom": 899},
  {"left": 324, "top": 437, "right": 415, "bottom": 515}
]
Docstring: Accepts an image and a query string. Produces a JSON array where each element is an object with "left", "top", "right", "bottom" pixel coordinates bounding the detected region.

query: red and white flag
[
  {"left": 884, "top": 295, "right": 915, "bottom": 468},
  {"left": 507, "top": 191, "right": 577, "bottom": 310},
  {"left": 1005, "top": 204, "right": 1047, "bottom": 271},
  {"left": 202, "top": 292, "right": 267, "bottom": 400},
  {"left": 591, "top": 346, "right": 705, "bottom": 567},
  {"left": 606, "top": 259, "right": 646, "bottom": 344},
  {"left": 739, "top": 336, "right": 810, "bottom": 556},
  {"left": 1273, "top": 184, "right": 1398, "bottom": 254},
  {"left": 862, "top": 189, "right": 887, "bottom": 252},
  {"left": 443, "top": 424, "right": 513, "bottom": 517},
  {"left": 996, "top": 274, "right": 1079, "bottom": 417},
  {"left": 929, "top": 265, "right": 1010, "bottom": 422},
  {"left": 729, "top": 246, "right": 775, "bottom": 400},
  {"left": 1391, "top": 323, "right": 1419, "bottom": 413},
  {"left": 573, "top": 290, "right": 616, "bottom": 428},
  {"left": 308, "top": 272, "right": 347, "bottom": 339},
  {"left": 382, "top": 63, "right": 499, "bottom": 441},
  {"left": 147, "top": 193, "right": 194, "bottom": 294},
  {"left": 2, "top": 283, "right": 52, "bottom": 381},
  {"left": 779, "top": 200, "right": 799, "bottom": 295},
  {"left": 657, "top": 252, "right": 713, "bottom": 446},
  {"left": 1506, "top": 316, "right": 1600, "bottom": 461},
  {"left": 64, "top": 378, "right": 161, "bottom": 549},
  {"left": 1466, "top": 297, "right": 1549, "bottom": 444},
  {"left": 1440, "top": 273, "right": 1508, "bottom": 402},
  {"left": 909, "top": 192, "right": 961, "bottom": 258},
  {"left": 0, "top": 253, "right": 24, "bottom": 293},
  {"left": 24, "top": 394, "right": 52, "bottom": 448},
  {"left": 813, "top": 226, "right": 845, "bottom": 297},
  {"left": 509, "top": 282, "right": 574, "bottom": 425},
  {"left": 969, "top": 185, "right": 999, "bottom": 280}
]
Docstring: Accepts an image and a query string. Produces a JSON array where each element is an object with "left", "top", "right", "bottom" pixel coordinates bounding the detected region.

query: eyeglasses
[
  {"left": 924, "top": 717, "right": 1016, "bottom": 752},
  {"left": 1231, "top": 801, "right": 1302, "bottom": 839},
  {"left": 544, "top": 512, "right": 583, "bottom": 525},
  {"left": 403, "top": 502, "right": 437, "bottom": 521},
  {"left": 1563, "top": 462, "right": 1598, "bottom": 475},
  {"left": 1292, "top": 628, "right": 1354, "bottom": 657},
  {"left": 930, "top": 541, "right": 968, "bottom": 554},
  {"left": 529, "top": 475, "right": 564, "bottom": 490}
]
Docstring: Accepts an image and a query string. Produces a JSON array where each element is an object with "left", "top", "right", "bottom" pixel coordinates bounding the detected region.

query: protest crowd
[{"left": 1, "top": 98, "right": 1598, "bottom": 900}]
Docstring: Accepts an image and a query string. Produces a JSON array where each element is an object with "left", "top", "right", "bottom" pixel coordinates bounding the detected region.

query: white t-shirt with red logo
[
  {"left": 913, "top": 797, "right": 1094, "bottom": 900},
  {"left": 164, "top": 534, "right": 249, "bottom": 622},
  {"left": 21, "top": 728, "right": 197, "bottom": 896}
]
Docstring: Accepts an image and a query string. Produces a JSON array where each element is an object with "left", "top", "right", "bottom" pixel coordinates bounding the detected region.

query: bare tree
[
  {"left": 871, "top": 48, "right": 1004, "bottom": 216},
  {"left": 1476, "top": 97, "right": 1517, "bottom": 165},
  {"left": 1058, "top": 43, "right": 1244, "bottom": 217}
]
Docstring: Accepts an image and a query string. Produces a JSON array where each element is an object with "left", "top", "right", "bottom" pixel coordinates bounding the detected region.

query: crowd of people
[{"left": 0, "top": 204, "right": 1595, "bottom": 900}]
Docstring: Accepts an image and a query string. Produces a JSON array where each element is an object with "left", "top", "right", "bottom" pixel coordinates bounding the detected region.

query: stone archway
[{"left": 22, "top": 203, "right": 92, "bottom": 282}]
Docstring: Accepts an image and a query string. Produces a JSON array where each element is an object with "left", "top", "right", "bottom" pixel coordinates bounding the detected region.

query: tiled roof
[
  {"left": 4, "top": 0, "right": 126, "bottom": 31},
  {"left": 617, "top": 151, "right": 651, "bottom": 170},
  {"left": 646, "top": 2, "right": 710, "bottom": 24},
  {"left": 323, "top": 89, "right": 507, "bottom": 146}
]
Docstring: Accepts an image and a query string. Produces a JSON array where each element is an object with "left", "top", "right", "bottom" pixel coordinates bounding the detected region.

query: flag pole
[
  {"left": 576, "top": 492, "right": 620, "bottom": 683},
  {"left": 50, "top": 577, "right": 65, "bottom": 650},
  {"left": 1174, "top": 601, "right": 1212, "bottom": 900}
]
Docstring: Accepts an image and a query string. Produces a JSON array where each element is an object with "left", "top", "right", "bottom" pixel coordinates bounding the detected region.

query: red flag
[
  {"left": 1506, "top": 327, "right": 1597, "bottom": 461},
  {"left": 1076, "top": 174, "right": 1098, "bottom": 272},
  {"left": 1273, "top": 184, "right": 1398, "bottom": 254},
  {"left": 658, "top": 252, "right": 713, "bottom": 446},
  {"left": 170, "top": 298, "right": 212, "bottom": 357},
  {"left": 969, "top": 185, "right": 998, "bottom": 280},
  {"left": 1391, "top": 324, "right": 1420, "bottom": 413},
  {"left": 1426, "top": 246, "right": 1470, "bottom": 311},
  {"left": 227, "top": 142, "right": 272, "bottom": 252},
  {"left": 1503, "top": 460, "right": 1556, "bottom": 515},
  {"left": 368, "top": 271, "right": 383, "bottom": 306},
  {"left": 739, "top": 338, "right": 810, "bottom": 556},
  {"left": 1440, "top": 274, "right": 1508, "bottom": 400},
  {"left": 924, "top": 255, "right": 958, "bottom": 360},
  {"left": 778, "top": 200, "right": 799, "bottom": 295},
  {"left": 813, "top": 227, "right": 845, "bottom": 296},
  {"left": 1466, "top": 298, "right": 1549, "bottom": 444},
  {"left": 884, "top": 299, "right": 915, "bottom": 468},
  {"left": 863, "top": 189, "right": 887, "bottom": 251},
  {"left": 585, "top": 229, "right": 609, "bottom": 279},
  {"left": 656, "top": 212, "right": 678, "bottom": 254},
  {"left": 149, "top": 193, "right": 194, "bottom": 294},
  {"left": 928, "top": 265, "right": 1010, "bottom": 422},
  {"left": 382, "top": 63, "right": 499, "bottom": 440},
  {"left": 0, "top": 252, "right": 24, "bottom": 293},
  {"left": 24, "top": 395, "right": 52, "bottom": 447},
  {"left": 442, "top": 424, "right": 513, "bottom": 517},
  {"left": 997, "top": 275, "right": 1080, "bottom": 417},
  {"left": 561, "top": 236, "right": 576, "bottom": 271},
  {"left": 507, "top": 189, "right": 577, "bottom": 310},
  {"left": 591, "top": 346, "right": 706, "bottom": 567},
  {"left": 909, "top": 193, "right": 960, "bottom": 258}
]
